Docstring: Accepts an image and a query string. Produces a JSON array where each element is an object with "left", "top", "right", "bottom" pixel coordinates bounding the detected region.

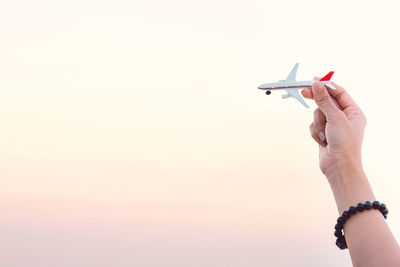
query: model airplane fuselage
[{"left": 257, "top": 63, "right": 335, "bottom": 108}]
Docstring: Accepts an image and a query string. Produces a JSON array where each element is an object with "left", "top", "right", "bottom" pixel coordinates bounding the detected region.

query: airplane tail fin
[
  {"left": 319, "top": 71, "right": 336, "bottom": 89},
  {"left": 319, "top": 71, "right": 334, "bottom": 81}
]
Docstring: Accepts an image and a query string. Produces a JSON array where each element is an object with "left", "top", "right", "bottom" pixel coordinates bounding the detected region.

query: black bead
[
  {"left": 379, "top": 203, "right": 387, "bottom": 212},
  {"left": 336, "top": 236, "right": 347, "bottom": 250},
  {"left": 334, "top": 229, "right": 343, "bottom": 237},
  {"left": 364, "top": 201, "right": 372, "bottom": 210},
  {"left": 372, "top": 201, "right": 380, "bottom": 209},
  {"left": 336, "top": 240, "right": 345, "bottom": 249},
  {"left": 341, "top": 211, "right": 350, "bottom": 220},
  {"left": 348, "top": 206, "right": 357, "bottom": 214},
  {"left": 342, "top": 238, "right": 348, "bottom": 249},
  {"left": 335, "top": 201, "right": 387, "bottom": 250},
  {"left": 356, "top": 203, "right": 365, "bottom": 212}
]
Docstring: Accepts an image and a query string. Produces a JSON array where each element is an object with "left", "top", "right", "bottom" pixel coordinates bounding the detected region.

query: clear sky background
[{"left": 1, "top": 0, "right": 400, "bottom": 266}]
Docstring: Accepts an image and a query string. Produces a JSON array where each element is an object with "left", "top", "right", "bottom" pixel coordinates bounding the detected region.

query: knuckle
[
  {"left": 309, "top": 124, "right": 319, "bottom": 141},
  {"left": 358, "top": 115, "right": 367, "bottom": 128},
  {"left": 314, "top": 114, "right": 325, "bottom": 125},
  {"left": 331, "top": 111, "right": 345, "bottom": 121},
  {"left": 359, "top": 111, "right": 367, "bottom": 126},
  {"left": 311, "top": 133, "right": 321, "bottom": 145},
  {"left": 317, "top": 95, "right": 331, "bottom": 105},
  {"left": 351, "top": 107, "right": 367, "bottom": 127},
  {"left": 311, "top": 132, "right": 318, "bottom": 140},
  {"left": 314, "top": 122, "right": 324, "bottom": 132}
]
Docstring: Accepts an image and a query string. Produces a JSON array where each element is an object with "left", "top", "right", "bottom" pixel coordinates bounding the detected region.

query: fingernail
[
  {"left": 319, "top": 131, "right": 326, "bottom": 141},
  {"left": 314, "top": 82, "right": 324, "bottom": 92}
]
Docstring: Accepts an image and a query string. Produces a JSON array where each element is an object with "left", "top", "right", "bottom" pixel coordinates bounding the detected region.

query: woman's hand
[
  {"left": 303, "top": 80, "right": 400, "bottom": 267},
  {"left": 301, "top": 80, "right": 367, "bottom": 180}
]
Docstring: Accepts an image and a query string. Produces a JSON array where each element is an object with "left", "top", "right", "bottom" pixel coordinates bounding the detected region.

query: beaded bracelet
[{"left": 334, "top": 201, "right": 389, "bottom": 250}]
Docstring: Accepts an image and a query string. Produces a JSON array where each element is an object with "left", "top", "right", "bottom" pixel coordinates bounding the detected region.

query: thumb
[{"left": 312, "top": 82, "right": 341, "bottom": 120}]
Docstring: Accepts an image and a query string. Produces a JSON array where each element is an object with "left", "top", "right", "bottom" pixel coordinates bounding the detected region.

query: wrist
[
  {"left": 326, "top": 163, "right": 375, "bottom": 214},
  {"left": 323, "top": 157, "right": 364, "bottom": 182}
]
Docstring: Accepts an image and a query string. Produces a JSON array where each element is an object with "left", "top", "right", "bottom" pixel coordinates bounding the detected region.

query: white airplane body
[{"left": 257, "top": 63, "right": 336, "bottom": 108}]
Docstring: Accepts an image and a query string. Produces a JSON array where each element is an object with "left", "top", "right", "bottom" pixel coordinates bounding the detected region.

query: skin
[{"left": 301, "top": 81, "right": 400, "bottom": 267}]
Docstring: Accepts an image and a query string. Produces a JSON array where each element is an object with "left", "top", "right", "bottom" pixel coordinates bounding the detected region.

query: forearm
[
  {"left": 327, "top": 165, "right": 400, "bottom": 267},
  {"left": 327, "top": 164, "right": 374, "bottom": 214}
]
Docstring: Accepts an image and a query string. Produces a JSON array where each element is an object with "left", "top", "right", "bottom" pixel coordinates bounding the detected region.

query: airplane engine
[{"left": 282, "top": 93, "right": 291, "bottom": 99}]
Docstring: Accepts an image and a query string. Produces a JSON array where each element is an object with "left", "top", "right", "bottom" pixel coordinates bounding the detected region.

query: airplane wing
[
  {"left": 286, "top": 88, "right": 309, "bottom": 108},
  {"left": 285, "top": 63, "right": 299, "bottom": 81}
]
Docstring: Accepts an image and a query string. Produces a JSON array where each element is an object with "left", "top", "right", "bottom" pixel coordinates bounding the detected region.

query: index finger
[{"left": 302, "top": 77, "right": 359, "bottom": 111}]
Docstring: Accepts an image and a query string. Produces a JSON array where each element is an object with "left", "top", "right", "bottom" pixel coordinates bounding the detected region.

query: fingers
[
  {"left": 302, "top": 86, "right": 344, "bottom": 111},
  {"left": 313, "top": 108, "right": 326, "bottom": 142},
  {"left": 313, "top": 76, "right": 358, "bottom": 110},
  {"left": 309, "top": 123, "right": 327, "bottom": 146},
  {"left": 311, "top": 82, "right": 341, "bottom": 120},
  {"left": 301, "top": 88, "right": 313, "bottom": 99},
  {"left": 324, "top": 83, "right": 358, "bottom": 111},
  {"left": 301, "top": 78, "right": 319, "bottom": 99},
  {"left": 302, "top": 87, "right": 342, "bottom": 115}
]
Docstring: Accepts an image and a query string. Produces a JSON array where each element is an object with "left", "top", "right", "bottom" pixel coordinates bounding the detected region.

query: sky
[{"left": 1, "top": 0, "right": 400, "bottom": 266}]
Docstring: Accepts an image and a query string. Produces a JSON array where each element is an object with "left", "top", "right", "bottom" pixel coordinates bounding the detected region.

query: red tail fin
[{"left": 320, "top": 71, "right": 334, "bottom": 81}]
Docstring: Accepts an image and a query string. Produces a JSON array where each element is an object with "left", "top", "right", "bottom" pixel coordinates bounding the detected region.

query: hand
[
  {"left": 303, "top": 81, "right": 400, "bottom": 267},
  {"left": 301, "top": 80, "right": 367, "bottom": 179}
]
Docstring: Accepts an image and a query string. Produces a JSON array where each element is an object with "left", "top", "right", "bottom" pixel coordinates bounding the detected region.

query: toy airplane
[{"left": 257, "top": 63, "right": 336, "bottom": 108}]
